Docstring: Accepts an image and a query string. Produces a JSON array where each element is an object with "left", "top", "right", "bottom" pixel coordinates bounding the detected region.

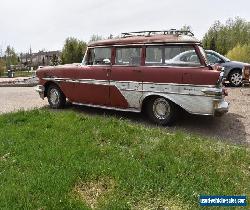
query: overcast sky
[{"left": 0, "top": 0, "right": 249, "bottom": 53}]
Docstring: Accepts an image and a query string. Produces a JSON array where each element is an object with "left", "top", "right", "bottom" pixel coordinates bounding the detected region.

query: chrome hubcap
[
  {"left": 153, "top": 98, "right": 171, "bottom": 120},
  {"left": 231, "top": 73, "right": 242, "bottom": 86},
  {"left": 50, "top": 89, "right": 59, "bottom": 105}
]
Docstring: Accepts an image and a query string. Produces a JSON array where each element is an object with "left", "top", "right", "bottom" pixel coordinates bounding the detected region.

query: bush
[{"left": 226, "top": 44, "right": 250, "bottom": 63}]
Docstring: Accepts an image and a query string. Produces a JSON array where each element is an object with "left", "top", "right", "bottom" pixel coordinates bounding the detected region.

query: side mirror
[{"left": 103, "top": 59, "right": 111, "bottom": 65}]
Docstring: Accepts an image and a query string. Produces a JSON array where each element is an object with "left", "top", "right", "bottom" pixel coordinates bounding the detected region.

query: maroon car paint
[{"left": 37, "top": 33, "right": 221, "bottom": 111}]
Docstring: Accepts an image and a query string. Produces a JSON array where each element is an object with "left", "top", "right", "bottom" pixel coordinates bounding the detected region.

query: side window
[
  {"left": 84, "top": 47, "right": 111, "bottom": 65},
  {"left": 145, "top": 47, "right": 163, "bottom": 65},
  {"left": 164, "top": 46, "right": 201, "bottom": 66},
  {"left": 115, "top": 47, "right": 141, "bottom": 66},
  {"left": 145, "top": 45, "right": 201, "bottom": 67}
]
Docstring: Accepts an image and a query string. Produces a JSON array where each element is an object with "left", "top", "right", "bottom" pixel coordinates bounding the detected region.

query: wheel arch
[
  {"left": 141, "top": 93, "right": 184, "bottom": 113},
  {"left": 227, "top": 68, "right": 242, "bottom": 80}
]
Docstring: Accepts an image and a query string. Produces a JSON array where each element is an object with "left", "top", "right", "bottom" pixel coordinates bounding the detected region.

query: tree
[
  {"left": 202, "top": 17, "right": 250, "bottom": 55},
  {"left": 180, "top": 25, "right": 192, "bottom": 32},
  {"left": 5, "top": 45, "right": 18, "bottom": 69},
  {"left": 61, "top": 37, "right": 87, "bottom": 64},
  {"left": 226, "top": 44, "right": 250, "bottom": 63},
  {"left": 89, "top": 34, "right": 103, "bottom": 43},
  {"left": 0, "top": 59, "right": 6, "bottom": 76},
  {"left": 50, "top": 54, "right": 60, "bottom": 66}
]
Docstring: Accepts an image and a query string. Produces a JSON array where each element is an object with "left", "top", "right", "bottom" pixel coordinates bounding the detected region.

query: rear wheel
[
  {"left": 229, "top": 70, "right": 242, "bottom": 87},
  {"left": 146, "top": 97, "right": 177, "bottom": 125},
  {"left": 47, "top": 84, "right": 66, "bottom": 109}
]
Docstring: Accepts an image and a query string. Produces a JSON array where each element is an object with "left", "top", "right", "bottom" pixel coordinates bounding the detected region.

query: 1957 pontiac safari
[{"left": 36, "top": 30, "right": 229, "bottom": 125}]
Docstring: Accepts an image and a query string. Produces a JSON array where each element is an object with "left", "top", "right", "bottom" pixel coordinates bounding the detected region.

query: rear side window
[
  {"left": 84, "top": 47, "right": 111, "bottom": 65},
  {"left": 115, "top": 47, "right": 141, "bottom": 66},
  {"left": 145, "top": 45, "right": 201, "bottom": 67}
]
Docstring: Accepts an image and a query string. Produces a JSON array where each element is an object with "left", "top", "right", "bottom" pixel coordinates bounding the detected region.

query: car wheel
[
  {"left": 47, "top": 84, "right": 66, "bottom": 109},
  {"left": 229, "top": 70, "right": 242, "bottom": 87},
  {"left": 146, "top": 97, "right": 177, "bottom": 125}
]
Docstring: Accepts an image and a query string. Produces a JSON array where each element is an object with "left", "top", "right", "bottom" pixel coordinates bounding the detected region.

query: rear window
[{"left": 145, "top": 45, "right": 201, "bottom": 67}]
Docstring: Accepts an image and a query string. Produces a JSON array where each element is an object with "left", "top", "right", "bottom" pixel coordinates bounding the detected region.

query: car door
[
  {"left": 73, "top": 47, "right": 111, "bottom": 105},
  {"left": 109, "top": 46, "right": 143, "bottom": 109}
]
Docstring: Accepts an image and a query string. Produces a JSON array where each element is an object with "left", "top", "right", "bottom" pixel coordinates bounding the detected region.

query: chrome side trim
[
  {"left": 71, "top": 101, "right": 218, "bottom": 116},
  {"left": 201, "top": 87, "right": 223, "bottom": 96},
  {"left": 72, "top": 102, "right": 140, "bottom": 113},
  {"left": 42, "top": 77, "right": 215, "bottom": 88},
  {"left": 120, "top": 88, "right": 215, "bottom": 97}
]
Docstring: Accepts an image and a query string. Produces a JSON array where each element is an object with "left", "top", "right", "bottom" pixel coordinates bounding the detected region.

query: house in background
[{"left": 20, "top": 50, "right": 61, "bottom": 69}]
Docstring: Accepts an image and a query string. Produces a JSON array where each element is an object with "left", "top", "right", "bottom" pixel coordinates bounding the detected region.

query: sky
[{"left": 0, "top": 0, "right": 249, "bottom": 54}]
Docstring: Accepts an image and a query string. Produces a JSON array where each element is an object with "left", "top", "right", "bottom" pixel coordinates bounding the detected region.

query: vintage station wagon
[{"left": 36, "top": 30, "right": 229, "bottom": 125}]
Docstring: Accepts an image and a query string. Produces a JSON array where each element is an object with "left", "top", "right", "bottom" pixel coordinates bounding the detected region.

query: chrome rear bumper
[{"left": 214, "top": 100, "right": 229, "bottom": 116}]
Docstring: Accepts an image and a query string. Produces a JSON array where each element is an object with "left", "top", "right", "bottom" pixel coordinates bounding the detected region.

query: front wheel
[
  {"left": 146, "top": 97, "right": 177, "bottom": 126},
  {"left": 47, "top": 84, "right": 66, "bottom": 109},
  {"left": 229, "top": 70, "right": 242, "bottom": 87}
]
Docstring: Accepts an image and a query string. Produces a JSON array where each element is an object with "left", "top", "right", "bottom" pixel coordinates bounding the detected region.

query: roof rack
[{"left": 121, "top": 29, "right": 194, "bottom": 38}]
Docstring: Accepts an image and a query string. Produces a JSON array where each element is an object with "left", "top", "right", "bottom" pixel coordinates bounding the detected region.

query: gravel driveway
[
  {"left": 172, "top": 87, "right": 250, "bottom": 146},
  {"left": 0, "top": 86, "right": 249, "bottom": 146}
]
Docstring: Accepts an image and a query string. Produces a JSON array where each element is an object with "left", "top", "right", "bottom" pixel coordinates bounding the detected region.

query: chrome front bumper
[{"left": 35, "top": 85, "right": 45, "bottom": 99}]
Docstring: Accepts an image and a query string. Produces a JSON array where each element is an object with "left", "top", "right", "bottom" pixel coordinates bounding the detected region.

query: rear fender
[{"left": 140, "top": 92, "right": 214, "bottom": 115}]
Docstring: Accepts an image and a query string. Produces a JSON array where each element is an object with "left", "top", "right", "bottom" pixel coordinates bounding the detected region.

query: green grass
[{"left": 0, "top": 109, "right": 249, "bottom": 209}]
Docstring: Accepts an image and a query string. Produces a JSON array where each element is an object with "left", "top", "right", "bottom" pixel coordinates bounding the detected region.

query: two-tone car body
[{"left": 36, "top": 30, "right": 229, "bottom": 125}]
